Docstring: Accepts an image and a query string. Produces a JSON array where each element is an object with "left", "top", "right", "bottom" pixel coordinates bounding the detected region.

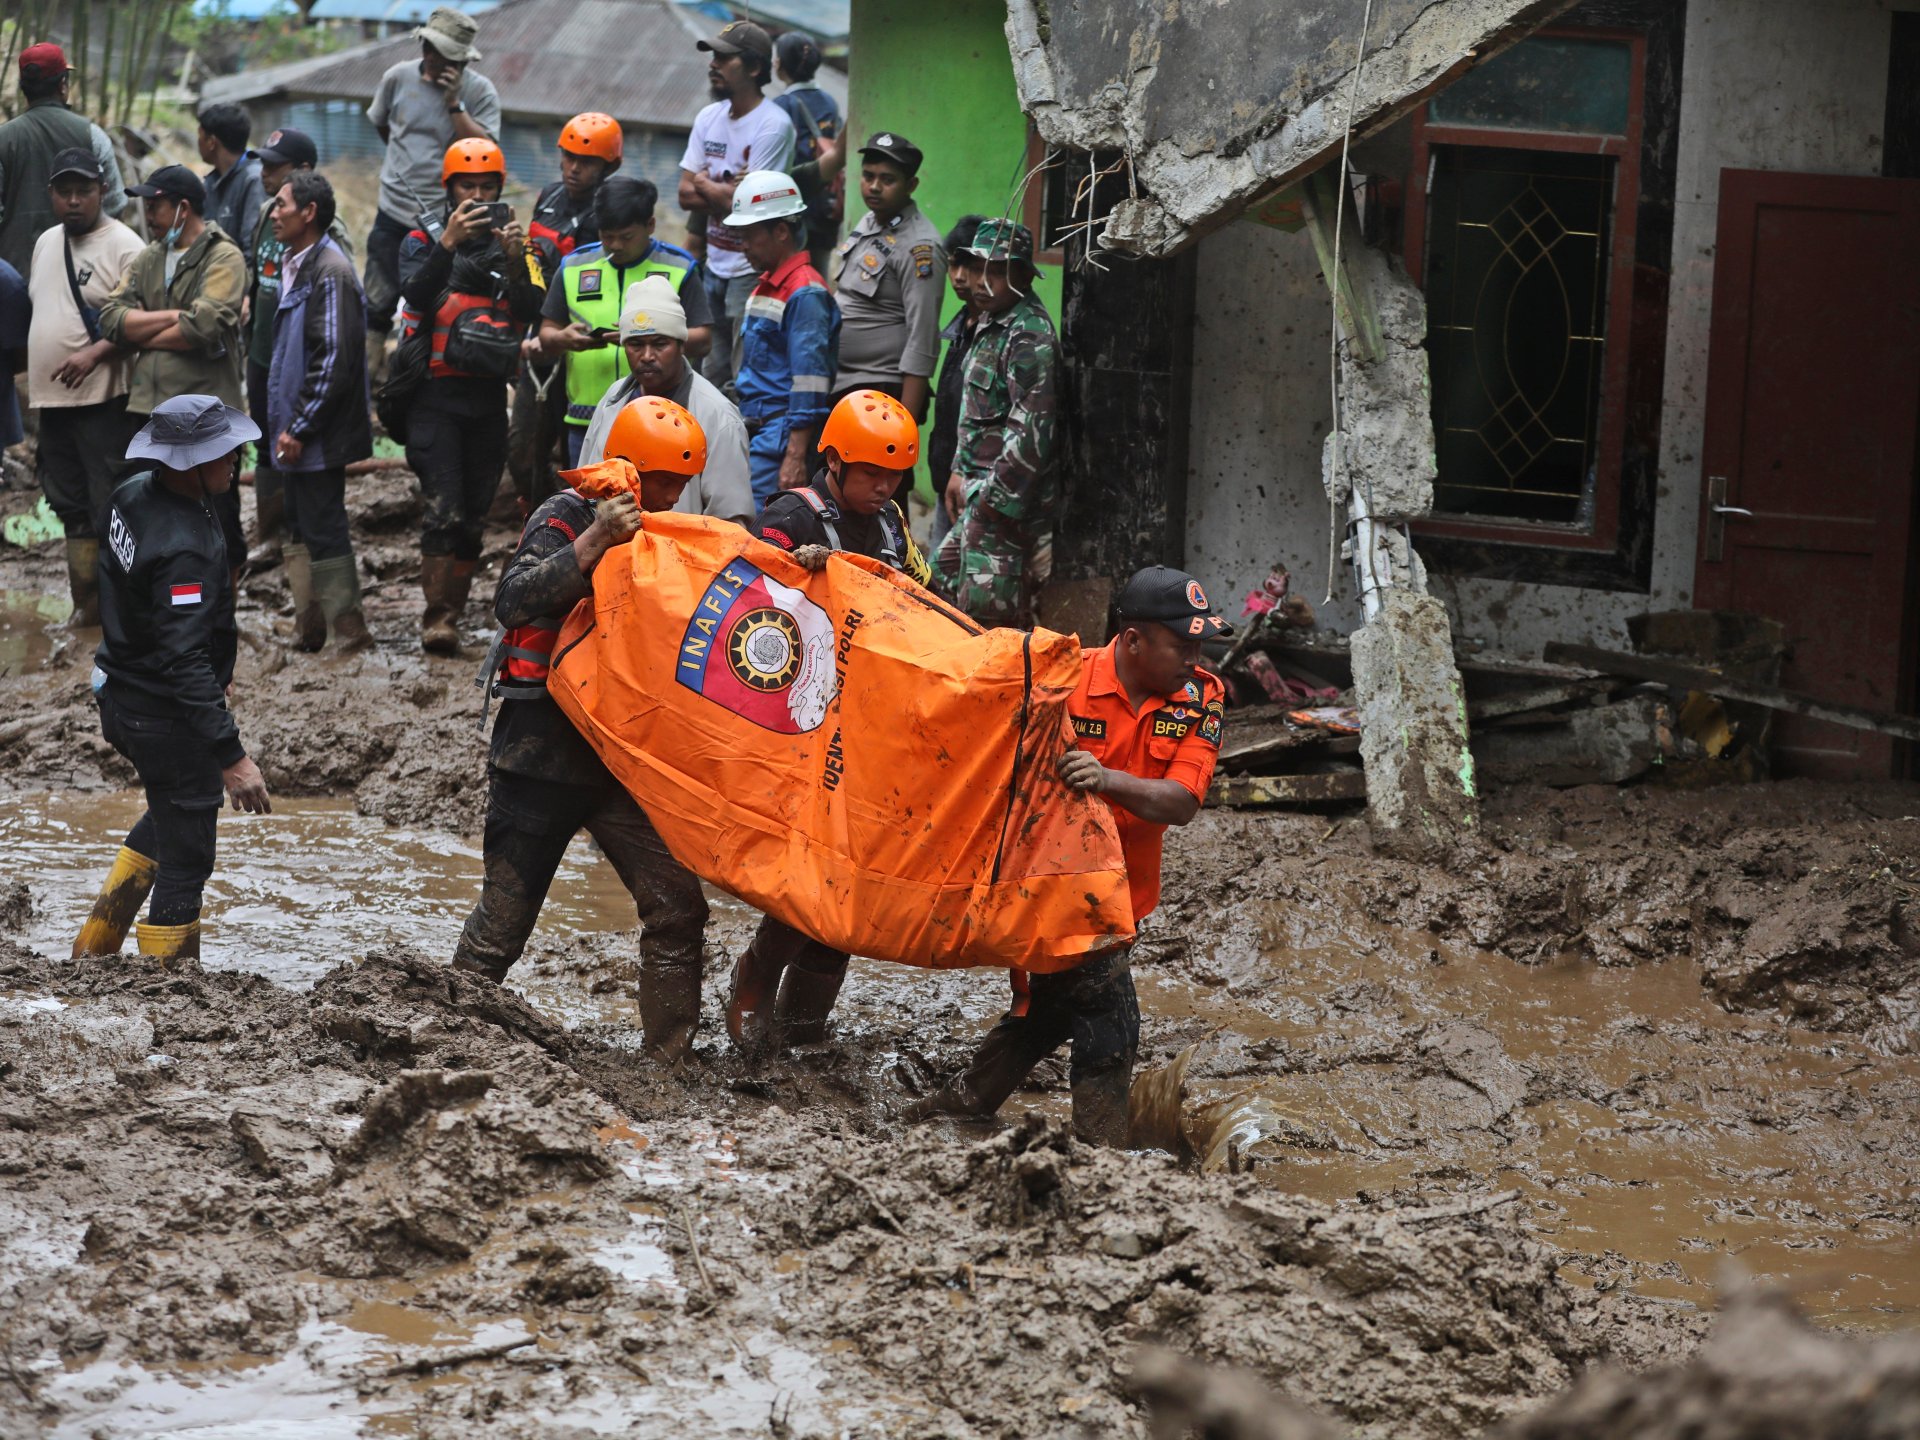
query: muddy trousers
[
  {"left": 409, "top": 402, "right": 508, "bottom": 560},
  {"left": 99, "top": 687, "right": 222, "bottom": 926},
  {"left": 506, "top": 364, "right": 567, "bottom": 508},
  {"left": 37, "top": 397, "right": 134, "bottom": 537},
  {"left": 734, "top": 915, "right": 848, "bottom": 1047},
  {"left": 282, "top": 467, "right": 354, "bottom": 562},
  {"left": 453, "top": 769, "right": 710, "bottom": 1053},
  {"left": 928, "top": 950, "right": 1139, "bottom": 1147}
]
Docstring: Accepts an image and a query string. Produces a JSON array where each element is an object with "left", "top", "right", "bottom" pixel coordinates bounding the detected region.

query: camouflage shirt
[
  {"left": 951, "top": 291, "right": 1059, "bottom": 501},
  {"left": 933, "top": 292, "right": 1061, "bottom": 626}
]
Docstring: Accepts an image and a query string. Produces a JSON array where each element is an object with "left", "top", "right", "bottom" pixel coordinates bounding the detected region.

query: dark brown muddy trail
[{"left": 3, "top": 475, "right": 1918, "bottom": 1437}]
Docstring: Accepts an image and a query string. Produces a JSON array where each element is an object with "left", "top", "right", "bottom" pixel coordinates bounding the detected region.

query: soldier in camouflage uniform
[{"left": 931, "top": 219, "right": 1059, "bottom": 628}]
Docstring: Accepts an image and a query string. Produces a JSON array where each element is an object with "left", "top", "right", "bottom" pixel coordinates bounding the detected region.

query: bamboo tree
[
  {"left": 124, "top": 0, "right": 159, "bottom": 128},
  {"left": 71, "top": 0, "right": 91, "bottom": 112},
  {"left": 100, "top": 0, "right": 120, "bottom": 126},
  {"left": 144, "top": 0, "right": 179, "bottom": 129},
  {"left": 118, "top": 0, "right": 144, "bottom": 128}
]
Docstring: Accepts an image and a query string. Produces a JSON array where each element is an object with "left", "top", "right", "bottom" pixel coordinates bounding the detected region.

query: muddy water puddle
[
  {"left": 1, "top": 789, "right": 751, "bottom": 994},
  {"left": 7, "top": 791, "right": 1917, "bottom": 1340},
  {"left": 1144, "top": 908, "right": 1920, "bottom": 1328},
  {"left": 0, "top": 587, "right": 72, "bottom": 676}
]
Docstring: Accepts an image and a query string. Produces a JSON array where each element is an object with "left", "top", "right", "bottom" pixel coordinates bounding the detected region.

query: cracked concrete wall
[
  {"left": 1186, "top": 0, "right": 1893, "bottom": 663},
  {"left": 1005, "top": 0, "right": 1577, "bottom": 256}
]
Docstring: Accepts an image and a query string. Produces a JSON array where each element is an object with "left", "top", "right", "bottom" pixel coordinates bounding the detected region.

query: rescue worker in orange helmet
[
  {"left": 726, "top": 389, "right": 930, "bottom": 1050},
  {"left": 455, "top": 396, "right": 715, "bottom": 1060},
  {"left": 396, "top": 137, "right": 546, "bottom": 655},
  {"left": 529, "top": 112, "right": 622, "bottom": 265},
  {"left": 510, "top": 112, "right": 625, "bottom": 510},
  {"left": 908, "top": 565, "right": 1231, "bottom": 1145}
]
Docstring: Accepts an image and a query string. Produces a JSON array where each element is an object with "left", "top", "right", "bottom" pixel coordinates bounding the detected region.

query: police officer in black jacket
[{"left": 72, "top": 395, "right": 272, "bottom": 967}]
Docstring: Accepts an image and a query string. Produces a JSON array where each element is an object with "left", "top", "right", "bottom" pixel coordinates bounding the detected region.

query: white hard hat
[{"left": 721, "top": 169, "right": 808, "bottom": 227}]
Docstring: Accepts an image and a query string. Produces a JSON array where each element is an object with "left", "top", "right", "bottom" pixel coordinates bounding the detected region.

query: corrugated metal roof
[
  {"left": 203, "top": 0, "right": 835, "bottom": 131},
  {"left": 717, "top": 0, "right": 849, "bottom": 41},
  {"left": 306, "top": 0, "right": 501, "bottom": 23}
]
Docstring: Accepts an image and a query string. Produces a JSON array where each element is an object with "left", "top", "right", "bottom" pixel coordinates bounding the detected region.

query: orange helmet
[
  {"left": 441, "top": 137, "right": 506, "bottom": 184},
  {"left": 559, "top": 112, "right": 623, "bottom": 165},
  {"left": 819, "top": 389, "right": 920, "bottom": 468},
  {"left": 606, "top": 396, "right": 706, "bottom": 476}
]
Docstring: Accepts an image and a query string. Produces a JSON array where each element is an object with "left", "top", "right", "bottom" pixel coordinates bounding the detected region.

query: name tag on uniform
[
  {"left": 1071, "top": 715, "right": 1106, "bottom": 739},
  {"left": 170, "top": 584, "right": 203, "bottom": 607}
]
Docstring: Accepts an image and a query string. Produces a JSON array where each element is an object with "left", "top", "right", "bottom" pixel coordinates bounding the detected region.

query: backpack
[
  {"left": 375, "top": 305, "right": 434, "bottom": 444},
  {"left": 442, "top": 301, "right": 522, "bottom": 380}
]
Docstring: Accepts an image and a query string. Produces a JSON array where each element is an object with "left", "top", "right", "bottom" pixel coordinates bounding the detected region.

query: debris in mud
[
  {"left": 0, "top": 943, "right": 1702, "bottom": 1439},
  {"left": 1132, "top": 1289, "right": 1920, "bottom": 1440}
]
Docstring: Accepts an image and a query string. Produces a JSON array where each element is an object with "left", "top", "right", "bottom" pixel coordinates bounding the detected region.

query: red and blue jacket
[{"left": 735, "top": 251, "right": 839, "bottom": 430}]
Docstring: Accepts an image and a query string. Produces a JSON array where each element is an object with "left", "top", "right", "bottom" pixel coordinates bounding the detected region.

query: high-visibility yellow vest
[{"left": 560, "top": 242, "right": 698, "bottom": 426}]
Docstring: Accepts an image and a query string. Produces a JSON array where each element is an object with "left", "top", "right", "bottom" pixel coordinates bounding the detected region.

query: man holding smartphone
[
  {"left": 533, "top": 175, "right": 712, "bottom": 465},
  {"left": 396, "top": 138, "right": 545, "bottom": 655}
]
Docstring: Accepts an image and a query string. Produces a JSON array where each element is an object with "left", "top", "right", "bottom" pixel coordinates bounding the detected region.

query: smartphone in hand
[{"left": 478, "top": 201, "right": 510, "bottom": 229}]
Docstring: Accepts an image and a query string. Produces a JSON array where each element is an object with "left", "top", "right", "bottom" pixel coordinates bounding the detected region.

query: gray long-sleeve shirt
[{"left": 829, "top": 202, "right": 945, "bottom": 392}]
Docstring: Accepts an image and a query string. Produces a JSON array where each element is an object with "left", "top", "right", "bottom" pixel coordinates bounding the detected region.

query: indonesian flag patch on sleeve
[{"left": 170, "top": 583, "right": 204, "bottom": 607}]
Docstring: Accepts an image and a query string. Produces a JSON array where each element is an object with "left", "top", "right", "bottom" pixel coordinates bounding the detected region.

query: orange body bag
[{"left": 545, "top": 495, "right": 1134, "bottom": 973}]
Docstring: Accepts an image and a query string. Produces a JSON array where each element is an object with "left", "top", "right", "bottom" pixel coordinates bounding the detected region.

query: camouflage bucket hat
[{"left": 965, "top": 218, "right": 1041, "bottom": 270}]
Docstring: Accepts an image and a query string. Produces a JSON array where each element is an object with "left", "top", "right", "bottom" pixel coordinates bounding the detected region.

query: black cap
[
  {"left": 858, "top": 131, "right": 923, "bottom": 176},
  {"left": 125, "top": 164, "right": 205, "bottom": 210},
  {"left": 253, "top": 126, "right": 317, "bottom": 169},
  {"left": 1114, "top": 565, "right": 1234, "bottom": 638},
  {"left": 47, "top": 146, "right": 102, "bottom": 184},
  {"left": 698, "top": 19, "right": 772, "bottom": 60}
]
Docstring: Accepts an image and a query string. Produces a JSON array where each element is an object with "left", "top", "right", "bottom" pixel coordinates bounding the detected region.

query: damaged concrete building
[{"left": 850, "top": 0, "right": 1920, "bottom": 816}]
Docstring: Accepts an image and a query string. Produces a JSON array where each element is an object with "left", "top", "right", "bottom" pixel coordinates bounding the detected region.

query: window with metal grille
[{"left": 1405, "top": 31, "right": 1644, "bottom": 549}]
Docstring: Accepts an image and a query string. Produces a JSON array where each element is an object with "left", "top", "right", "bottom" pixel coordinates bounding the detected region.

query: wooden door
[{"left": 1695, "top": 170, "right": 1920, "bottom": 776}]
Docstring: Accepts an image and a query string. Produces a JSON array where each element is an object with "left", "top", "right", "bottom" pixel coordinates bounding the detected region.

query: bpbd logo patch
[{"left": 677, "top": 560, "right": 836, "bottom": 734}]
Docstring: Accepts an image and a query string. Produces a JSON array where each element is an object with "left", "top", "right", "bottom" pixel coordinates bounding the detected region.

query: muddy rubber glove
[{"left": 792, "top": 544, "right": 832, "bottom": 572}]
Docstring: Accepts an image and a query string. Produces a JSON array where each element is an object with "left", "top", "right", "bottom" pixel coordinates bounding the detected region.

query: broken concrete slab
[
  {"left": 1471, "top": 692, "right": 1677, "bottom": 788},
  {"left": 1005, "top": 0, "right": 1579, "bottom": 256},
  {"left": 1351, "top": 591, "right": 1477, "bottom": 851}
]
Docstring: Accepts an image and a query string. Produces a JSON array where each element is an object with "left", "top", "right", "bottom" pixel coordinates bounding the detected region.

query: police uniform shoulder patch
[
  {"left": 106, "top": 508, "right": 135, "bottom": 570},
  {"left": 577, "top": 268, "right": 602, "bottom": 295},
  {"left": 911, "top": 242, "right": 934, "bottom": 278}
]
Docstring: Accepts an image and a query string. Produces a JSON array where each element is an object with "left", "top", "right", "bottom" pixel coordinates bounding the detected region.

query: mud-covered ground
[{"left": 3, "top": 466, "right": 1919, "bottom": 1437}]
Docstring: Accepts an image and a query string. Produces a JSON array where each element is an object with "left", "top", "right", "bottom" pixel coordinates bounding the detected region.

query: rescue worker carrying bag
[{"left": 548, "top": 460, "right": 1136, "bottom": 973}]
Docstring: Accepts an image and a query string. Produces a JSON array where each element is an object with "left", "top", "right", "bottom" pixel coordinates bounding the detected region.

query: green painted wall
[{"left": 848, "top": 0, "right": 1062, "bottom": 498}]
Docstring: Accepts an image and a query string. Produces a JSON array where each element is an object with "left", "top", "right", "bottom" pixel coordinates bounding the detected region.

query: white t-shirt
[
  {"left": 26, "top": 216, "right": 145, "bottom": 409},
  {"left": 679, "top": 98, "right": 797, "bottom": 279}
]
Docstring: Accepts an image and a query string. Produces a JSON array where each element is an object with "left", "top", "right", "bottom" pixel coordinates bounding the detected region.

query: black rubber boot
[
  {"left": 1069, "top": 1057, "right": 1134, "bottom": 1148},
  {"left": 773, "top": 954, "right": 848, "bottom": 1047},
  {"left": 725, "top": 942, "right": 784, "bottom": 1053},
  {"left": 640, "top": 964, "right": 702, "bottom": 1062}
]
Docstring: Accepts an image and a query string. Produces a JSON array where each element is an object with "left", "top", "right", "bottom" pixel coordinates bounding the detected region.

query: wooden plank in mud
[
  {"left": 1206, "top": 770, "right": 1368, "bottom": 808},
  {"left": 1543, "top": 642, "right": 1920, "bottom": 743}
]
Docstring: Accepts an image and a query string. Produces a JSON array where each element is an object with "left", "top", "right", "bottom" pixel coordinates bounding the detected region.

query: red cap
[{"left": 19, "top": 43, "right": 70, "bottom": 80}]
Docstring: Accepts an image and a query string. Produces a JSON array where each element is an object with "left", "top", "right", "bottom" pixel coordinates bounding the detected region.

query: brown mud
[{"left": 3, "top": 476, "right": 1919, "bottom": 1435}]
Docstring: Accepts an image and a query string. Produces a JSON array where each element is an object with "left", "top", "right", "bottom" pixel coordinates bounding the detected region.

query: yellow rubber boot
[
  {"left": 134, "top": 919, "right": 201, "bottom": 967},
  {"left": 71, "top": 846, "right": 159, "bottom": 957}
]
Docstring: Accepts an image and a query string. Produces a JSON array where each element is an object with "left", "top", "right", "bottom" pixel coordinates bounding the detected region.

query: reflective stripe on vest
[
  {"left": 429, "top": 289, "right": 516, "bottom": 379},
  {"left": 493, "top": 506, "right": 583, "bottom": 691},
  {"left": 561, "top": 252, "right": 694, "bottom": 425}
]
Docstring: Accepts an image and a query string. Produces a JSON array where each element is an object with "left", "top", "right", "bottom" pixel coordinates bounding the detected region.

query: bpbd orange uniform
[{"left": 1068, "top": 642, "right": 1224, "bottom": 923}]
